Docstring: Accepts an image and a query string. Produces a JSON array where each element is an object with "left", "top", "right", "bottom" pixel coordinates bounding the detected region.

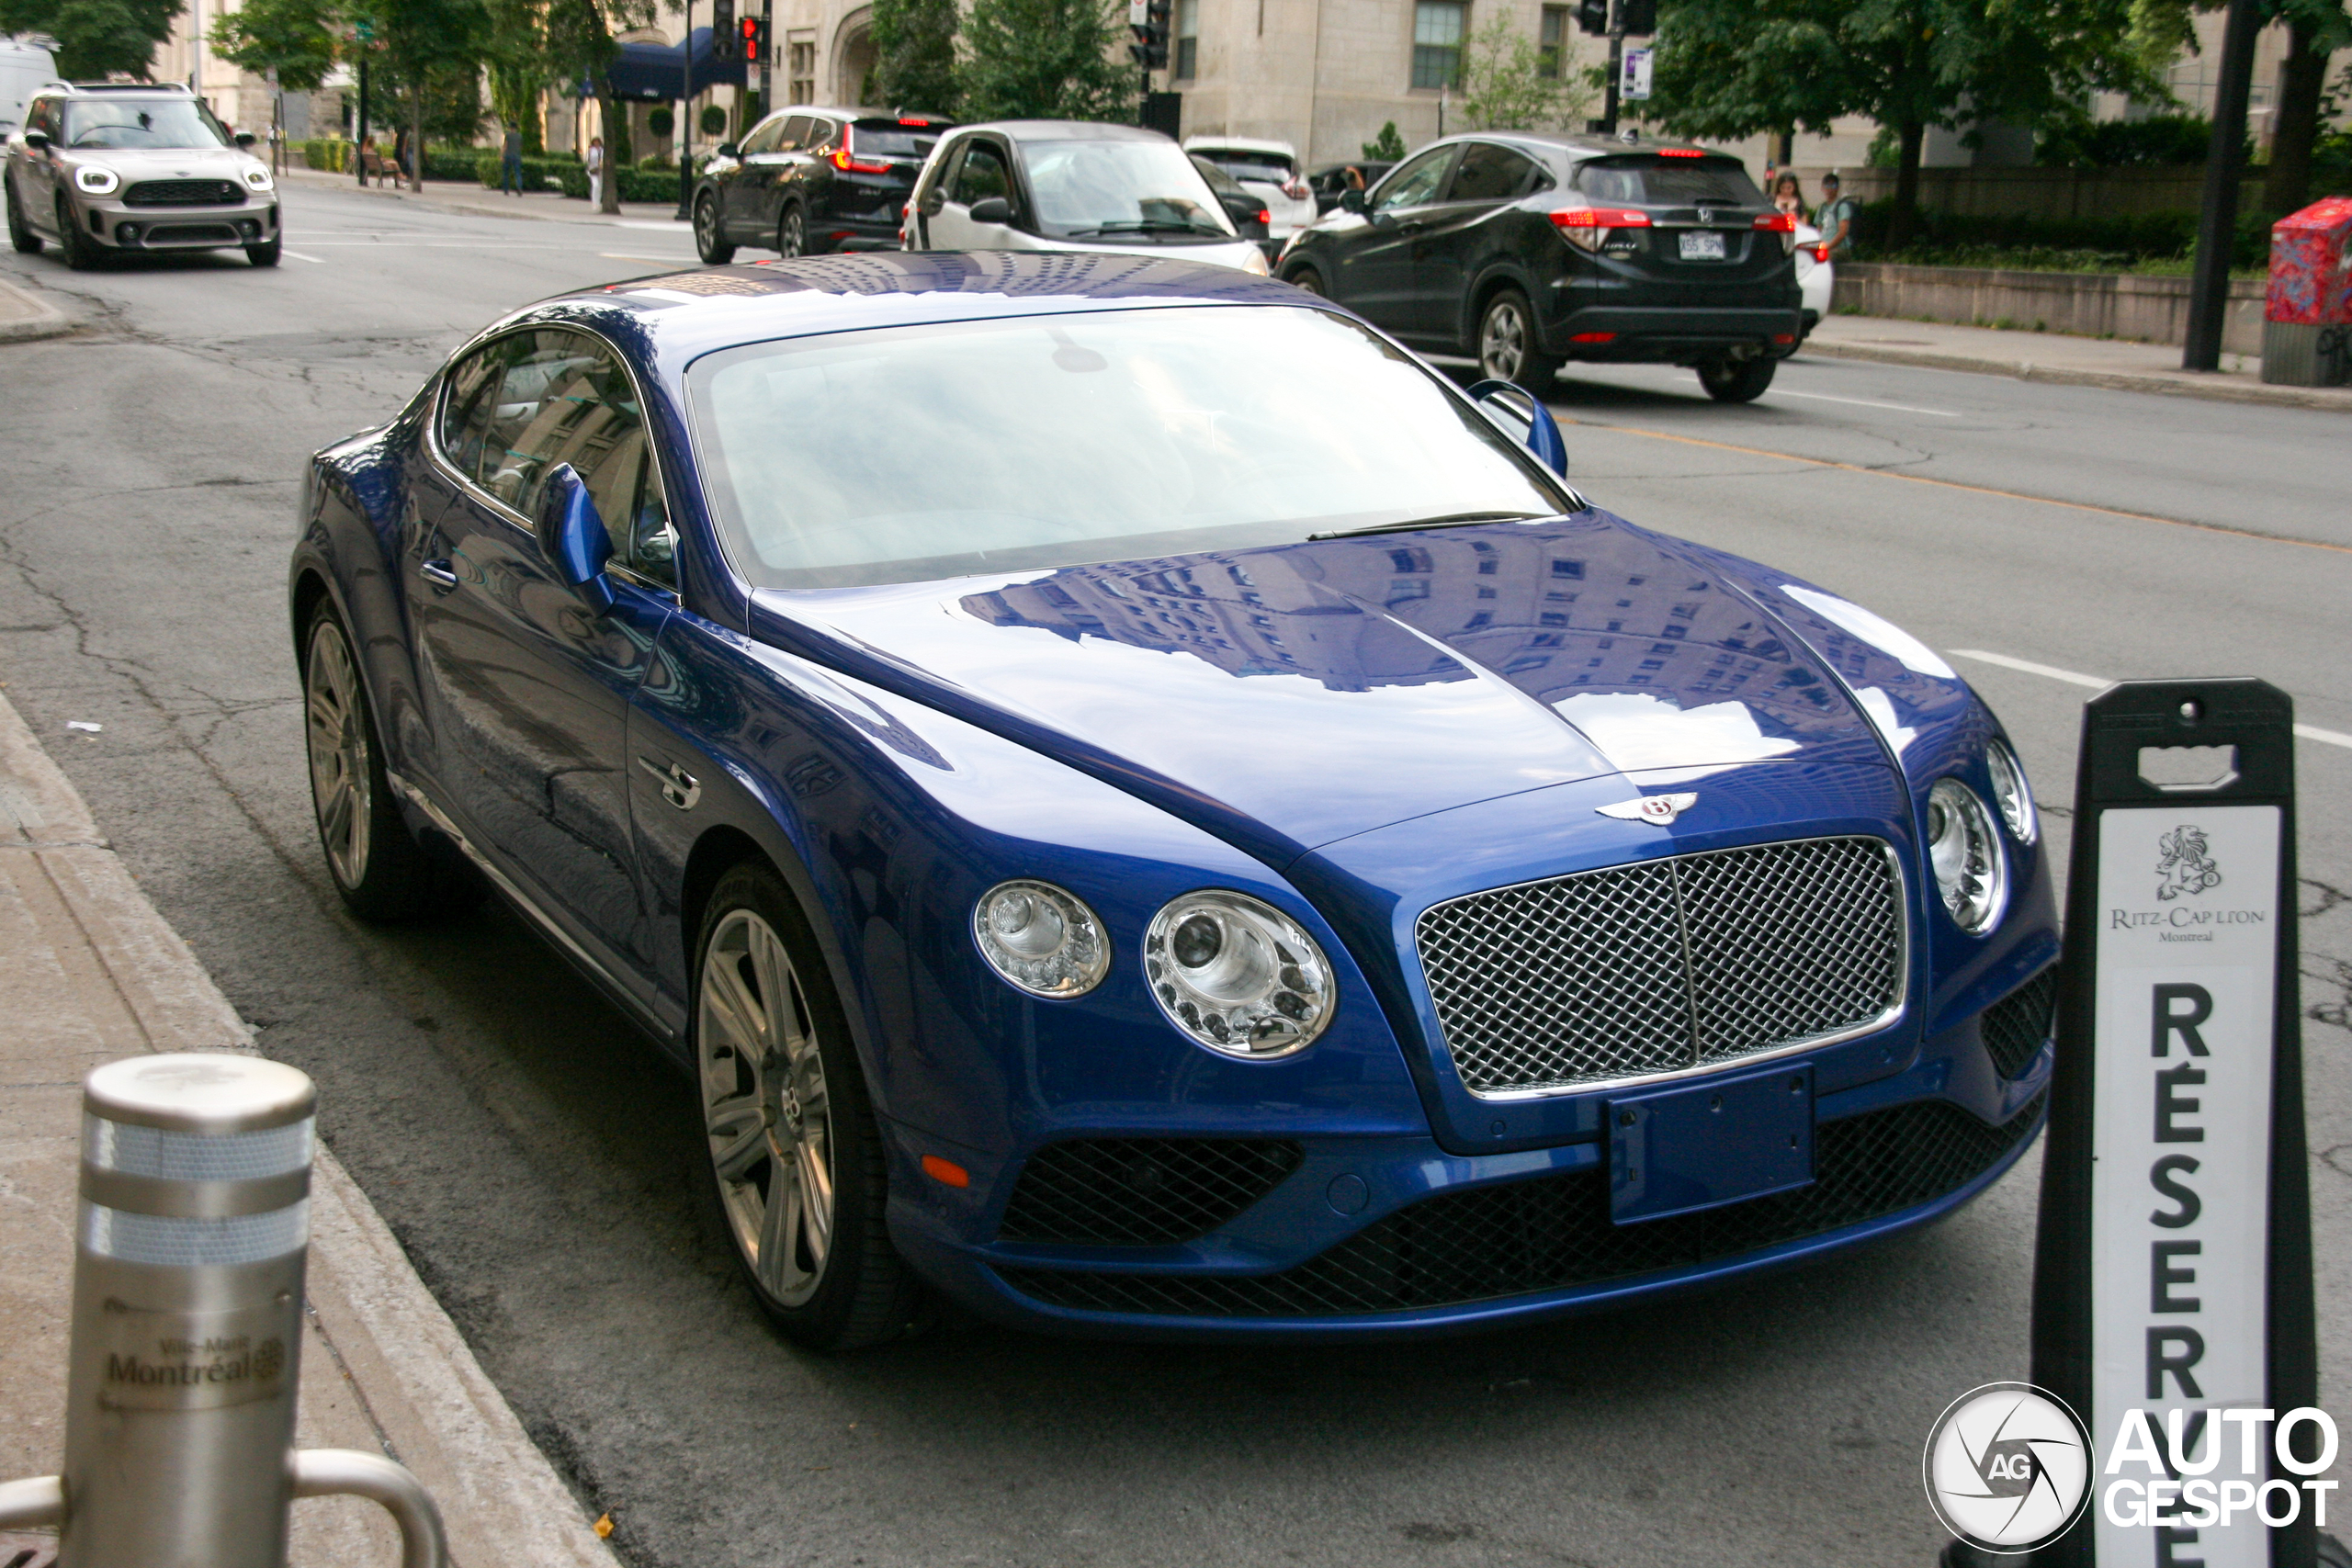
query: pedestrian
[
  {"left": 501, "top": 118, "right": 523, "bottom": 196},
  {"left": 587, "top": 136, "right": 605, "bottom": 209},
  {"left": 1770, "top": 171, "right": 1802, "bottom": 218},
  {"left": 1815, "top": 170, "right": 1857, "bottom": 261}
]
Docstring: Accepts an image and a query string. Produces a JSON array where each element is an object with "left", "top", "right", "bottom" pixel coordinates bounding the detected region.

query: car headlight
[
  {"left": 1145, "top": 891, "right": 1332, "bottom": 1057},
  {"left": 1925, "top": 778, "right": 2007, "bottom": 933},
  {"left": 972, "top": 880, "right": 1109, "bottom": 998},
  {"left": 74, "top": 165, "right": 119, "bottom": 196},
  {"left": 1238, "top": 247, "right": 1271, "bottom": 276},
  {"left": 1984, "top": 740, "right": 2037, "bottom": 844},
  {"left": 243, "top": 166, "right": 274, "bottom": 191}
]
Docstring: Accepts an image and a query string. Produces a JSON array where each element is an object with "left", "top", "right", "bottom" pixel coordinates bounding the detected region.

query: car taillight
[
  {"left": 1569, "top": 331, "right": 1617, "bottom": 344},
  {"left": 1550, "top": 206, "right": 1650, "bottom": 251},
  {"left": 1657, "top": 148, "right": 1704, "bottom": 157},
  {"left": 1752, "top": 210, "right": 1796, "bottom": 232},
  {"left": 831, "top": 148, "right": 893, "bottom": 174},
  {"left": 1282, "top": 177, "right": 1309, "bottom": 202},
  {"left": 899, "top": 117, "right": 933, "bottom": 126},
  {"left": 1254, "top": 208, "right": 1270, "bottom": 226}
]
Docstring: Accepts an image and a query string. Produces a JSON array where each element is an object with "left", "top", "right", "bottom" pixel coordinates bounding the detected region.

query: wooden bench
[{"left": 358, "top": 143, "right": 402, "bottom": 185}]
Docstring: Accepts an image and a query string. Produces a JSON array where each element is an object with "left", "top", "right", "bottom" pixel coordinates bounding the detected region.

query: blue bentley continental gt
[{"left": 288, "top": 252, "right": 2058, "bottom": 1349}]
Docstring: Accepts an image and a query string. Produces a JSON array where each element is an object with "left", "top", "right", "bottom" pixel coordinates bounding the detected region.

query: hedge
[
  {"left": 1852, "top": 201, "right": 2283, "bottom": 271},
  {"left": 553, "top": 163, "right": 682, "bottom": 203},
  {"left": 474, "top": 151, "right": 582, "bottom": 193}
]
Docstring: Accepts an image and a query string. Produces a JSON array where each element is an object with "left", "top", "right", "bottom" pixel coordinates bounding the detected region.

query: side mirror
[
  {"left": 1340, "top": 188, "right": 1366, "bottom": 215},
  {"left": 967, "top": 196, "right": 1012, "bottom": 225},
  {"left": 1465, "top": 379, "right": 1570, "bottom": 479},
  {"left": 716, "top": 141, "right": 739, "bottom": 159},
  {"left": 234, "top": 131, "right": 256, "bottom": 147},
  {"left": 535, "top": 464, "right": 616, "bottom": 613},
  {"left": 23, "top": 130, "right": 48, "bottom": 151}
]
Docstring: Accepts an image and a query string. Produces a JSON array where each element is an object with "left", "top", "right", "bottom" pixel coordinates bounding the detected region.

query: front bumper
[{"left": 72, "top": 192, "right": 279, "bottom": 251}]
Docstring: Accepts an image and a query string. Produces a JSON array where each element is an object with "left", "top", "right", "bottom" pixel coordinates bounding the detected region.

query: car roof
[
  {"left": 959, "top": 120, "right": 1173, "bottom": 145},
  {"left": 41, "top": 81, "right": 195, "bottom": 96},
  {"left": 1438, "top": 130, "right": 1731, "bottom": 161},
  {"left": 1184, "top": 136, "right": 1296, "bottom": 156}
]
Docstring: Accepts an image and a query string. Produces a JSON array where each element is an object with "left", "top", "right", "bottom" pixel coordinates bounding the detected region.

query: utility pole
[
  {"left": 759, "top": 0, "right": 772, "bottom": 119},
  {"left": 2183, "top": 0, "right": 2261, "bottom": 371},
  {"left": 674, "top": 0, "right": 694, "bottom": 220}
]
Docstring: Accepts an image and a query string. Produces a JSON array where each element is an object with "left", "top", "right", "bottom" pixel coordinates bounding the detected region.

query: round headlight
[
  {"left": 243, "top": 166, "right": 273, "bottom": 191},
  {"left": 972, "top": 880, "right": 1109, "bottom": 998},
  {"left": 1926, "top": 778, "right": 2007, "bottom": 934},
  {"left": 1985, "top": 740, "right": 2037, "bottom": 844},
  {"left": 1144, "top": 891, "right": 1332, "bottom": 1057},
  {"left": 74, "top": 165, "right": 119, "bottom": 195}
]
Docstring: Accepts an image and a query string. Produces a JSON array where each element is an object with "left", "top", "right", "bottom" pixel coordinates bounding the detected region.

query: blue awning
[{"left": 590, "top": 28, "right": 745, "bottom": 103}]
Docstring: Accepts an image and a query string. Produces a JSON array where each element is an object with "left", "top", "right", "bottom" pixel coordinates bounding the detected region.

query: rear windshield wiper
[{"left": 1308, "top": 511, "right": 1548, "bottom": 540}]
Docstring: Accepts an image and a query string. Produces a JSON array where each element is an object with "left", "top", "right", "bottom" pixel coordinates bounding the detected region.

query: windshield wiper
[
  {"left": 1308, "top": 511, "right": 1548, "bottom": 540},
  {"left": 1068, "top": 220, "right": 1226, "bottom": 237}
]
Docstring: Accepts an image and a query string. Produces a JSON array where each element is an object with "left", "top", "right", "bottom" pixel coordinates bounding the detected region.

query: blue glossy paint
[
  {"left": 286, "top": 252, "right": 2063, "bottom": 1340},
  {"left": 1465, "top": 378, "right": 1571, "bottom": 477},
  {"left": 537, "top": 463, "right": 616, "bottom": 612}
]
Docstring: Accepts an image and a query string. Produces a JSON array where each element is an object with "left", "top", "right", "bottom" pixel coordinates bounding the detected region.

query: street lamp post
[{"left": 674, "top": 0, "right": 695, "bottom": 221}]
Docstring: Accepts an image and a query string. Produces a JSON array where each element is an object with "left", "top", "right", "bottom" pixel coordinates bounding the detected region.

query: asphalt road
[{"left": 1, "top": 182, "right": 2346, "bottom": 1567}]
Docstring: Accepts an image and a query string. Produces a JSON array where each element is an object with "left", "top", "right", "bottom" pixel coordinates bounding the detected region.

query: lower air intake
[{"left": 996, "top": 1137, "right": 1305, "bottom": 1246}]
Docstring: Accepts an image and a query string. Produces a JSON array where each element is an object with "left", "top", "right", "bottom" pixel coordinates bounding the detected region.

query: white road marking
[
  {"left": 608, "top": 220, "right": 691, "bottom": 231},
  {"left": 1950, "top": 649, "right": 2352, "bottom": 751},
  {"left": 278, "top": 249, "right": 327, "bottom": 263},
  {"left": 599, "top": 253, "right": 697, "bottom": 264},
  {"left": 1769, "top": 389, "right": 1960, "bottom": 417}
]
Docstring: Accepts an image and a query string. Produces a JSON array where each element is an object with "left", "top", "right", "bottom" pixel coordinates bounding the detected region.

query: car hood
[
  {"left": 746, "top": 511, "right": 1957, "bottom": 869},
  {"left": 67, "top": 146, "right": 258, "bottom": 177}
]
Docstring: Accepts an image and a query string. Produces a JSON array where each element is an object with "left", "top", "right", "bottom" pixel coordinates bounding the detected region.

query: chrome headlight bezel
[
  {"left": 971, "top": 879, "right": 1110, "bottom": 998},
  {"left": 242, "top": 165, "right": 275, "bottom": 192},
  {"left": 1144, "top": 890, "right": 1333, "bottom": 1058},
  {"left": 74, "top": 164, "right": 119, "bottom": 196},
  {"left": 1925, "top": 777, "right": 2008, "bottom": 935},
  {"left": 1984, "top": 739, "right": 2037, "bottom": 844}
]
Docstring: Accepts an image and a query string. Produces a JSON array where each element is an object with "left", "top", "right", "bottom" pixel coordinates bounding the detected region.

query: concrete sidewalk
[
  {"left": 280, "top": 163, "right": 688, "bottom": 231},
  {"left": 1804, "top": 311, "right": 2352, "bottom": 413},
  {"left": 0, "top": 690, "right": 619, "bottom": 1568},
  {"left": 0, "top": 277, "right": 71, "bottom": 344}
]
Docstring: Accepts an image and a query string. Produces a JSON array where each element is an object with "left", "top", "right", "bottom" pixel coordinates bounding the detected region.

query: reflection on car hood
[
  {"left": 747, "top": 511, "right": 1953, "bottom": 868},
  {"left": 64, "top": 146, "right": 255, "bottom": 175}
]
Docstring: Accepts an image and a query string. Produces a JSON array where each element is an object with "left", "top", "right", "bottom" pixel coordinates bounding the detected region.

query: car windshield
[
  {"left": 62, "top": 97, "right": 230, "bottom": 151},
  {"left": 851, "top": 121, "right": 944, "bottom": 159},
  {"left": 1576, "top": 157, "right": 1764, "bottom": 207},
  {"left": 688, "top": 305, "right": 1571, "bottom": 591},
  {"left": 1018, "top": 140, "right": 1235, "bottom": 239}
]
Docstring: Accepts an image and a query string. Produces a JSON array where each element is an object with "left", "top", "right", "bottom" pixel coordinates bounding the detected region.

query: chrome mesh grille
[{"left": 1416, "top": 837, "right": 1905, "bottom": 1094}]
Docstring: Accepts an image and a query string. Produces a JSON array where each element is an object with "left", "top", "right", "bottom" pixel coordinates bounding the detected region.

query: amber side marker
[{"left": 922, "top": 1155, "right": 970, "bottom": 1188}]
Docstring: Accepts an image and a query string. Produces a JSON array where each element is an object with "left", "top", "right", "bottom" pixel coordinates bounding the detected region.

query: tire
[
  {"left": 1283, "top": 266, "right": 1324, "bottom": 297},
  {"left": 6, "top": 178, "right": 39, "bottom": 254},
  {"left": 693, "top": 860, "right": 929, "bottom": 1352},
  {"left": 1697, "top": 355, "right": 1778, "bottom": 402},
  {"left": 54, "top": 196, "right": 99, "bottom": 271},
  {"left": 245, "top": 237, "right": 281, "bottom": 267},
  {"left": 1476, "top": 288, "right": 1560, "bottom": 395},
  {"left": 693, "top": 192, "right": 735, "bottom": 265},
  {"left": 302, "top": 604, "right": 477, "bottom": 921},
  {"left": 775, "top": 206, "right": 806, "bottom": 259}
]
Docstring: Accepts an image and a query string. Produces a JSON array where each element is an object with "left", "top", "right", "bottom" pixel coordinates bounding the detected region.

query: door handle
[{"left": 419, "top": 559, "right": 458, "bottom": 592}]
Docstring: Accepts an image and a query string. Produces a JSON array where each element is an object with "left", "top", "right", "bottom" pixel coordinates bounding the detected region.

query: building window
[
  {"left": 1538, "top": 5, "right": 1567, "bottom": 77},
  {"left": 1412, "top": 1, "right": 1466, "bottom": 89},
  {"left": 787, "top": 36, "right": 816, "bottom": 105},
  {"left": 1174, "top": 0, "right": 1199, "bottom": 80}
]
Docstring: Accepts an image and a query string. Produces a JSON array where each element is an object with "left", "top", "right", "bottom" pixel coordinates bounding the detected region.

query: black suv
[
  {"left": 693, "top": 107, "right": 951, "bottom": 262},
  {"left": 1279, "top": 133, "right": 1802, "bottom": 401}
]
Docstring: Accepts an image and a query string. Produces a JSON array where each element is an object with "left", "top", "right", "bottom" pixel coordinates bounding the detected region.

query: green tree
[
  {"left": 2128, "top": 0, "right": 2349, "bottom": 213},
  {"left": 0, "top": 0, "right": 181, "bottom": 77},
  {"left": 210, "top": 0, "right": 339, "bottom": 91},
  {"left": 367, "top": 0, "right": 490, "bottom": 189},
  {"left": 485, "top": 0, "right": 553, "bottom": 154},
  {"left": 543, "top": 0, "right": 654, "bottom": 209},
  {"left": 958, "top": 0, "right": 1132, "bottom": 121},
  {"left": 1362, "top": 120, "right": 1407, "bottom": 160},
  {"left": 872, "top": 0, "right": 958, "bottom": 114},
  {"left": 1649, "top": 0, "right": 2159, "bottom": 245},
  {"left": 1458, "top": 17, "right": 1591, "bottom": 130}
]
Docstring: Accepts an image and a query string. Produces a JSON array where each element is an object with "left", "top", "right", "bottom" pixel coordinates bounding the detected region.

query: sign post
[{"left": 2030, "top": 679, "right": 2316, "bottom": 1567}]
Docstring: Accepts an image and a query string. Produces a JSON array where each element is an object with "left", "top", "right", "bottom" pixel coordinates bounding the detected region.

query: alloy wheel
[
  {"left": 1480, "top": 297, "right": 1529, "bottom": 383},
  {"left": 694, "top": 196, "right": 719, "bottom": 257},
  {"left": 780, "top": 209, "right": 805, "bottom": 257},
  {"left": 699, "top": 908, "right": 835, "bottom": 1307},
  {"left": 304, "top": 618, "right": 373, "bottom": 890}
]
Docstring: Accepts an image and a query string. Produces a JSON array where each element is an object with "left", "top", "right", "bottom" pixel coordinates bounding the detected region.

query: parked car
[
  {"left": 1306, "top": 158, "right": 1395, "bottom": 216},
  {"left": 6, "top": 81, "right": 280, "bottom": 268},
  {"left": 1280, "top": 132, "right": 1803, "bottom": 401},
  {"left": 904, "top": 120, "right": 1269, "bottom": 274},
  {"left": 1794, "top": 219, "right": 1831, "bottom": 336},
  {"left": 693, "top": 106, "right": 951, "bottom": 263},
  {"left": 1190, "top": 152, "right": 1270, "bottom": 245},
  {"left": 1182, "top": 136, "right": 1318, "bottom": 239},
  {"left": 288, "top": 249, "right": 2057, "bottom": 1351}
]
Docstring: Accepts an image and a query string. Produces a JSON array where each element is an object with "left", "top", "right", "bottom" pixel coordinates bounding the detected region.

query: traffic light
[
  {"left": 741, "top": 13, "right": 763, "bottom": 62},
  {"left": 1618, "top": 0, "right": 1655, "bottom": 34},
  {"left": 1128, "top": 0, "right": 1171, "bottom": 71},
  {"left": 1574, "top": 0, "right": 1608, "bottom": 34},
  {"left": 712, "top": 0, "right": 734, "bottom": 46}
]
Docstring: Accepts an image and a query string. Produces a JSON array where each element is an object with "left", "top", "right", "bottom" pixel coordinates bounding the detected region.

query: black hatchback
[
  {"left": 1278, "top": 133, "right": 1802, "bottom": 401},
  {"left": 693, "top": 107, "right": 952, "bottom": 262}
]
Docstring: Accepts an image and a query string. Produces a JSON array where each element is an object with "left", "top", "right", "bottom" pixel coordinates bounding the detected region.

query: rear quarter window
[{"left": 1576, "top": 158, "right": 1765, "bottom": 207}]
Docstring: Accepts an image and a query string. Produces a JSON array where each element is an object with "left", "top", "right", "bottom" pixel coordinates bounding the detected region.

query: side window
[
  {"left": 474, "top": 330, "right": 610, "bottom": 513},
  {"left": 1449, "top": 143, "right": 1537, "bottom": 203},
  {"left": 777, "top": 115, "right": 816, "bottom": 152},
  {"left": 804, "top": 118, "right": 839, "bottom": 153},
  {"left": 953, "top": 144, "right": 1011, "bottom": 205},
  {"left": 437, "top": 339, "right": 516, "bottom": 481},
  {"left": 740, "top": 117, "right": 784, "bottom": 155},
  {"left": 28, "top": 97, "right": 58, "bottom": 141},
  {"left": 1372, "top": 146, "right": 1453, "bottom": 212},
  {"left": 597, "top": 433, "right": 677, "bottom": 589}
]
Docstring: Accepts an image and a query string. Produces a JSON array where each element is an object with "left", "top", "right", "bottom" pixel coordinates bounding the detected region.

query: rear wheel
[
  {"left": 1283, "top": 266, "right": 1324, "bottom": 296},
  {"left": 54, "top": 197, "right": 98, "bottom": 271},
  {"left": 694, "top": 860, "right": 930, "bottom": 1351},
  {"left": 6, "top": 179, "right": 40, "bottom": 254},
  {"left": 694, "top": 193, "right": 735, "bottom": 265},
  {"left": 776, "top": 206, "right": 807, "bottom": 259},
  {"left": 1477, "top": 288, "right": 1560, "bottom": 395},
  {"left": 1697, "top": 355, "right": 1778, "bottom": 402}
]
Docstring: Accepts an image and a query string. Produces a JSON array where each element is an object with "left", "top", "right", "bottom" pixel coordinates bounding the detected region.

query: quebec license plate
[
  {"left": 1679, "top": 230, "right": 1727, "bottom": 262},
  {"left": 1607, "top": 1061, "right": 1814, "bottom": 1224}
]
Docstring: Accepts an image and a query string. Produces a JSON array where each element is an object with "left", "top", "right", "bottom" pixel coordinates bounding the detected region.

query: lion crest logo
[{"left": 2155, "top": 827, "right": 2222, "bottom": 901}]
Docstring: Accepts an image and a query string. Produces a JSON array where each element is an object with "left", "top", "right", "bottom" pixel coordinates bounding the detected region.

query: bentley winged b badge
[{"left": 1596, "top": 793, "right": 1698, "bottom": 825}]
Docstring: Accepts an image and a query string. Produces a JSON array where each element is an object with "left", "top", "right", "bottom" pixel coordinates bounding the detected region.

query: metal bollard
[{"left": 0, "top": 1053, "right": 447, "bottom": 1567}]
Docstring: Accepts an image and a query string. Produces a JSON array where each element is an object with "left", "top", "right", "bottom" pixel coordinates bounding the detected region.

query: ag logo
[
  {"left": 2155, "top": 825, "right": 2222, "bottom": 901},
  {"left": 1922, "top": 1382, "right": 2092, "bottom": 1554}
]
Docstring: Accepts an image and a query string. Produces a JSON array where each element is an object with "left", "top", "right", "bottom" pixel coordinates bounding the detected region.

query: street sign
[
  {"left": 1620, "top": 46, "right": 1652, "bottom": 101},
  {"left": 2030, "top": 679, "right": 2318, "bottom": 1568}
]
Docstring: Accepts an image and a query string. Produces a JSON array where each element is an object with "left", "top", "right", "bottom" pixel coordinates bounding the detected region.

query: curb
[
  {"left": 279, "top": 165, "right": 684, "bottom": 231},
  {"left": 1800, "top": 335, "right": 2352, "bottom": 414},
  {"left": 0, "top": 689, "right": 619, "bottom": 1568},
  {"left": 0, "top": 277, "right": 72, "bottom": 344}
]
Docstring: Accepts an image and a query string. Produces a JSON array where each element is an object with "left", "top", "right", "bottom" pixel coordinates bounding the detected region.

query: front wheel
[
  {"left": 695, "top": 861, "right": 929, "bottom": 1351},
  {"left": 776, "top": 207, "right": 806, "bottom": 259},
  {"left": 1697, "top": 355, "right": 1778, "bottom": 402},
  {"left": 6, "top": 178, "right": 40, "bottom": 254},
  {"left": 245, "top": 237, "right": 281, "bottom": 267},
  {"left": 1477, "top": 288, "right": 1560, "bottom": 395},
  {"left": 694, "top": 193, "right": 735, "bottom": 265},
  {"left": 54, "top": 197, "right": 98, "bottom": 271}
]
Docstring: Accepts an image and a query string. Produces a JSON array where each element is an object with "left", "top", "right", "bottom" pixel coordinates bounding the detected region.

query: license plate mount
[
  {"left": 1679, "top": 230, "right": 1728, "bottom": 262},
  {"left": 1607, "top": 1062, "right": 1814, "bottom": 1224}
]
